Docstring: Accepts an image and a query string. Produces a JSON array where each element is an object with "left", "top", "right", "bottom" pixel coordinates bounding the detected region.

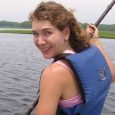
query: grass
[
  {"left": 99, "top": 31, "right": 115, "bottom": 39},
  {"left": 0, "top": 29, "right": 32, "bottom": 34},
  {"left": 0, "top": 29, "right": 115, "bottom": 39}
]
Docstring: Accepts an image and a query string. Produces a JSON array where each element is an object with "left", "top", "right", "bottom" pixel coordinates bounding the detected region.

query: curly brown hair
[{"left": 29, "top": 1, "right": 91, "bottom": 52}]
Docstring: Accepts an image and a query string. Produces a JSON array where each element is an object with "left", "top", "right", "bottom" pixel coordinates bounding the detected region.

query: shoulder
[
  {"left": 38, "top": 61, "right": 73, "bottom": 106},
  {"left": 41, "top": 61, "right": 72, "bottom": 85}
]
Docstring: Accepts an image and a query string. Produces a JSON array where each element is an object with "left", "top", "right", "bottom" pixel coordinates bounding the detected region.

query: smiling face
[{"left": 32, "top": 20, "right": 71, "bottom": 59}]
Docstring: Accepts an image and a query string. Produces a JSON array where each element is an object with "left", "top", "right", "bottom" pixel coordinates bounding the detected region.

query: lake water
[{"left": 0, "top": 33, "right": 115, "bottom": 115}]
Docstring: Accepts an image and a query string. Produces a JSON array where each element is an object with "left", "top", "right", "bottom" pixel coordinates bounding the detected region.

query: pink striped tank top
[{"left": 55, "top": 56, "right": 83, "bottom": 108}]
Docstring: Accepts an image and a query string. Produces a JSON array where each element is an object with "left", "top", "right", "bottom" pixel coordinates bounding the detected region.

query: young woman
[{"left": 29, "top": 1, "right": 115, "bottom": 115}]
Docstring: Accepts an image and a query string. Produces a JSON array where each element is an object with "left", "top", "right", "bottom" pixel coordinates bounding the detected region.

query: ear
[{"left": 63, "top": 27, "right": 70, "bottom": 40}]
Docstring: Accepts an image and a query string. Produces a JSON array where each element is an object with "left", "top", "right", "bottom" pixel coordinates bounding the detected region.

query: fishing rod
[
  {"left": 24, "top": 94, "right": 39, "bottom": 115},
  {"left": 24, "top": 0, "right": 115, "bottom": 115},
  {"left": 94, "top": 0, "right": 115, "bottom": 27}
]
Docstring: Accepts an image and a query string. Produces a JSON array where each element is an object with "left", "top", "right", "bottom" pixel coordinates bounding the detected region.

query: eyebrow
[
  {"left": 42, "top": 28, "right": 54, "bottom": 31},
  {"left": 32, "top": 28, "right": 53, "bottom": 33}
]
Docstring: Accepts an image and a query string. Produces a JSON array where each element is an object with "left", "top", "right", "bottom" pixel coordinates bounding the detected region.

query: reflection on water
[{"left": 0, "top": 33, "right": 115, "bottom": 115}]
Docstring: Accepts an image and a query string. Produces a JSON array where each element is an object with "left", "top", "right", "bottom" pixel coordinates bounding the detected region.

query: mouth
[{"left": 40, "top": 47, "right": 52, "bottom": 53}]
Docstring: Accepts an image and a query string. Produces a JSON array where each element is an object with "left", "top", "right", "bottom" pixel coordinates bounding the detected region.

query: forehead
[{"left": 32, "top": 20, "right": 56, "bottom": 31}]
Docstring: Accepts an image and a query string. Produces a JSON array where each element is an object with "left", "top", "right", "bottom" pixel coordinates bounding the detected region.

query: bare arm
[
  {"left": 86, "top": 25, "right": 115, "bottom": 82},
  {"left": 35, "top": 63, "right": 67, "bottom": 115}
]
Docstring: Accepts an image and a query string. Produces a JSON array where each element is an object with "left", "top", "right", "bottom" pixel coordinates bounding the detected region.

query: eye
[
  {"left": 32, "top": 31, "right": 39, "bottom": 37},
  {"left": 44, "top": 31, "right": 52, "bottom": 36}
]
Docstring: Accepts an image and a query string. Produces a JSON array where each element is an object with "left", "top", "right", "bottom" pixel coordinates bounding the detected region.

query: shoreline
[{"left": 0, "top": 29, "right": 115, "bottom": 39}]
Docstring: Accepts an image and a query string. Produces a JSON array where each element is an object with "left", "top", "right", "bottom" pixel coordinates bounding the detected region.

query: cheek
[
  {"left": 57, "top": 37, "right": 65, "bottom": 46},
  {"left": 54, "top": 34, "right": 65, "bottom": 43},
  {"left": 33, "top": 38, "right": 38, "bottom": 47}
]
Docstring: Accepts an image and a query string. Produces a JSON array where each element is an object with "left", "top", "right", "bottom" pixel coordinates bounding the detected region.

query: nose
[{"left": 34, "top": 36, "right": 46, "bottom": 46}]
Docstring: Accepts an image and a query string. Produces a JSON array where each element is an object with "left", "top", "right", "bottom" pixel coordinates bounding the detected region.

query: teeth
[{"left": 41, "top": 48, "right": 50, "bottom": 51}]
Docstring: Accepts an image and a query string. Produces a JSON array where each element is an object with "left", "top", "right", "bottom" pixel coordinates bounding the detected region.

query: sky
[{"left": 0, "top": 0, "right": 115, "bottom": 24}]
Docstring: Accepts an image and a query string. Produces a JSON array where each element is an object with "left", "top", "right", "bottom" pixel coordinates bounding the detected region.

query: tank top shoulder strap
[{"left": 54, "top": 61, "right": 72, "bottom": 72}]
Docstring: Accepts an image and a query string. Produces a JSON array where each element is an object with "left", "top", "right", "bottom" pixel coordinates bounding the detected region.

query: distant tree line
[
  {"left": 0, "top": 21, "right": 115, "bottom": 31},
  {"left": 80, "top": 23, "right": 115, "bottom": 31},
  {"left": 0, "top": 21, "right": 31, "bottom": 28}
]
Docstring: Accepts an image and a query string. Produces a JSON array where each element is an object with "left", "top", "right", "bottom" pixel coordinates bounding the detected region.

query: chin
[{"left": 42, "top": 54, "right": 53, "bottom": 59}]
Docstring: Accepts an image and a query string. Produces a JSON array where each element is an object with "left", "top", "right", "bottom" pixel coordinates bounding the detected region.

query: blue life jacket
[{"left": 55, "top": 46, "right": 112, "bottom": 115}]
